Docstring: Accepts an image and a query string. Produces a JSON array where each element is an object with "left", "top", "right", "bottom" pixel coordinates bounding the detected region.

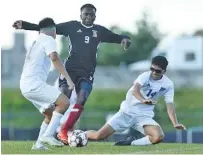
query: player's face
[
  {"left": 150, "top": 64, "right": 165, "bottom": 80},
  {"left": 80, "top": 7, "right": 96, "bottom": 26}
]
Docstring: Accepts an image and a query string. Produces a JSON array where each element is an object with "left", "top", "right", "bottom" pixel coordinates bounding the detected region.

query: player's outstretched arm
[
  {"left": 13, "top": 20, "right": 39, "bottom": 31},
  {"left": 166, "top": 103, "right": 186, "bottom": 130},
  {"left": 100, "top": 26, "right": 131, "bottom": 50},
  {"left": 49, "top": 52, "right": 75, "bottom": 90},
  {"left": 13, "top": 20, "right": 73, "bottom": 35},
  {"left": 55, "top": 22, "right": 72, "bottom": 35}
]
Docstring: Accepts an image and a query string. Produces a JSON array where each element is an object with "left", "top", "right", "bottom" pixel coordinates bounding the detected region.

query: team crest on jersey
[{"left": 92, "top": 30, "right": 98, "bottom": 37}]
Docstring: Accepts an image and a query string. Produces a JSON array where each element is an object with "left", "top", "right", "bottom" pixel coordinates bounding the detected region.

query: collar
[{"left": 80, "top": 21, "right": 93, "bottom": 28}]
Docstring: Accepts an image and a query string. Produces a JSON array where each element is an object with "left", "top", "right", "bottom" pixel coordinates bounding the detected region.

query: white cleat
[
  {"left": 40, "top": 136, "right": 64, "bottom": 147},
  {"left": 31, "top": 143, "right": 49, "bottom": 150}
]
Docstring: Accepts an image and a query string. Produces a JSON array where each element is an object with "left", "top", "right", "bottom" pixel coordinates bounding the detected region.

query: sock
[
  {"left": 36, "top": 121, "right": 48, "bottom": 145},
  {"left": 56, "top": 125, "right": 61, "bottom": 134},
  {"left": 61, "top": 104, "right": 83, "bottom": 133},
  {"left": 60, "top": 104, "right": 74, "bottom": 125},
  {"left": 131, "top": 136, "right": 152, "bottom": 145},
  {"left": 43, "top": 111, "right": 63, "bottom": 137}
]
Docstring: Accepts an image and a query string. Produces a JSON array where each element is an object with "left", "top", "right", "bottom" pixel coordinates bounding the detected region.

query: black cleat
[{"left": 114, "top": 136, "right": 134, "bottom": 146}]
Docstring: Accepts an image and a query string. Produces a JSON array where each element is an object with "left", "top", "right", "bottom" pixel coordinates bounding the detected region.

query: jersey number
[
  {"left": 85, "top": 36, "right": 90, "bottom": 44},
  {"left": 146, "top": 89, "right": 157, "bottom": 97}
]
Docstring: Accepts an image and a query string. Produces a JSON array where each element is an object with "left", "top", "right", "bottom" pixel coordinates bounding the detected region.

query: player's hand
[
  {"left": 121, "top": 38, "right": 131, "bottom": 50},
  {"left": 68, "top": 82, "right": 75, "bottom": 90},
  {"left": 141, "top": 99, "right": 156, "bottom": 105},
  {"left": 13, "top": 20, "right": 23, "bottom": 29},
  {"left": 174, "top": 123, "right": 187, "bottom": 130}
]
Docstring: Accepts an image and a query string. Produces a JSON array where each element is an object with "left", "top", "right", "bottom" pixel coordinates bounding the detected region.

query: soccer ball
[{"left": 68, "top": 130, "right": 88, "bottom": 147}]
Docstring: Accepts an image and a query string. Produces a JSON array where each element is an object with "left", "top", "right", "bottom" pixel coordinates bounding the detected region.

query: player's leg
[
  {"left": 86, "top": 124, "right": 116, "bottom": 140},
  {"left": 56, "top": 72, "right": 77, "bottom": 136},
  {"left": 142, "top": 125, "right": 164, "bottom": 144},
  {"left": 58, "top": 79, "right": 92, "bottom": 144},
  {"left": 26, "top": 83, "right": 70, "bottom": 146},
  {"left": 32, "top": 107, "right": 54, "bottom": 150},
  {"left": 56, "top": 89, "right": 78, "bottom": 135},
  {"left": 115, "top": 117, "right": 164, "bottom": 146},
  {"left": 87, "top": 110, "right": 132, "bottom": 140},
  {"left": 41, "top": 93, "right": 70, "bottom": 146},
  {"left": 129, "top": 125, "right": 164, "bottom": 146},
  {"left": 132, "top": 117, "right": 164, "bottom": 145},
  {"left": 58, "top": 89, "right": 77, "bottom": 129},
  {"left": 22, "top": 85, "right": 68, "bottom": 147}
]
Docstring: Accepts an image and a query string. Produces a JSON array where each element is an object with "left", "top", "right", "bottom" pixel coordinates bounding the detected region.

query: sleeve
[
  {"left": 22, "top": 21, "right": 39, "bottom": 31},
  {"left": 164, "top": 83, "right": 174, "bottom": 104},
  {"left": 99, "top": 26, "right": 130, "bottom": 43},
  {"left": 133, "top": 72, "right": 149, "bottom": 86},
  {"left": 56, "top": 21, "right": 73, "bottom": 35},
  {"left": 22, "top": 21, "right": 73, "bottom": 35},
  {"left": 44, "top": 37, "right": 57, "bottom": 56}
]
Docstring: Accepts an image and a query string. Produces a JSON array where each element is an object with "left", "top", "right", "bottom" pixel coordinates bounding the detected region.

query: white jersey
[
  {"left": 20, "top": 33, "right": 56, "bottom": 93},
  {"left": 120, "top": 71, "right": 174, "bottom": 117}
]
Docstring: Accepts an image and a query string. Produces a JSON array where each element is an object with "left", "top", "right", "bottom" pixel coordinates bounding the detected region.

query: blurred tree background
[{"left": 193, "top": 29, "right": 203, "bottom": 36}]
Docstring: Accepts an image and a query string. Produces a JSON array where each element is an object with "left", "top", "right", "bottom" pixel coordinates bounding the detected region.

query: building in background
[
  {"left": 1, "top": 33, "right": 27, "bottom": 88},
  {"left": 129, "top": 36, "right": 203, "bottom": 71}
]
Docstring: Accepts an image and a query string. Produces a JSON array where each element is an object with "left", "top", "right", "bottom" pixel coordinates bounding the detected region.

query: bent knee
[{"left": 151, "top": 134, "right": 164, "bottom": 144}]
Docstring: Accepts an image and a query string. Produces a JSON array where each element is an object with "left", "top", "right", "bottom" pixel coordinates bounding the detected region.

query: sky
[{"left": 1, "top": 0, "right": 203, "bottom": 50}]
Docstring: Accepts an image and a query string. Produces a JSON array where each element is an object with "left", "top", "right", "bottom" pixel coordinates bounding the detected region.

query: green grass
[{"left": 1, "top": 141, "right": 203, "bottom": 154}]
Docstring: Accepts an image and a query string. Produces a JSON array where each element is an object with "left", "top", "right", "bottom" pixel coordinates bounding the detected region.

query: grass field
[{"left": 1, "top": 141, "right": 203, "bottom": 154}]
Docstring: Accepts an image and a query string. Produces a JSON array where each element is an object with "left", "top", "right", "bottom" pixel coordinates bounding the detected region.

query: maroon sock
[{"left": 62, "top": 104, "right": 83, "bottom": 132}]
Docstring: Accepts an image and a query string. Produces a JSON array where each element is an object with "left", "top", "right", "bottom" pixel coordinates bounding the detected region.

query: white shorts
[
  {"left": 22, "top": 82, "right": 61, "bottom": 113},
  {"left": 107, "top": 110, "right": 160, "bottom": 135}
]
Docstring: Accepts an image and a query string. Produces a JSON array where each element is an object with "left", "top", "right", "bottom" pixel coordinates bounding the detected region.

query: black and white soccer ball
[{"left": 68, "top": 130, "right": 88, "bottom": 147}]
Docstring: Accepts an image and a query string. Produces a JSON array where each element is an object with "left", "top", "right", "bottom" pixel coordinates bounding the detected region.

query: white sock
[
  {"left": 60, "top": 104, "right": 74, "bottom": 125},
  {"left": 56, "top": 125, "right": 61, "bottom": 134},
  {"left": 131, "top": 136, "right": 152, "bottom": 145},
  {"left": 36, "top": 121, "right": 48, "bottom": 145},
  {"left": 43, "top": 111, "right": 63, "bottom": 137}
]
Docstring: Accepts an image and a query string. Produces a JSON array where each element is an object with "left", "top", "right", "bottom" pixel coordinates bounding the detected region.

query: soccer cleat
[
  {"left": 57, "top": 131, "right": 68, "bottom": 145},
  {"left": 40, "top": 136, "right": 64, "bottom": 147},
  {"left": 31, "top": 143, "right": 49, "bottom": 150},
  {"left": 114, "top": 136, "right": 134, "bottom": 146}
]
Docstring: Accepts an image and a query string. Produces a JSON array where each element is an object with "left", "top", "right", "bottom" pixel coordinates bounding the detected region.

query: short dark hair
[
  {"left": 152, "top": 56, "right": 168, "bottom": 70},
  {"left": 80, "top": 4, "right": 96, "bottom": 12},
  {"left": 38, "top": 17, "right": 56, "bottom": 29}
]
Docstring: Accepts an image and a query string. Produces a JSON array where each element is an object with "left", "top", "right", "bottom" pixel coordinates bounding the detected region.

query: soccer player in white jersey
[
  {"left": 86, "top": 56, "right": 186, "bottom": 146},
  {"left": 19, "top": 17, "right": 74, "bottom": 149}
]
